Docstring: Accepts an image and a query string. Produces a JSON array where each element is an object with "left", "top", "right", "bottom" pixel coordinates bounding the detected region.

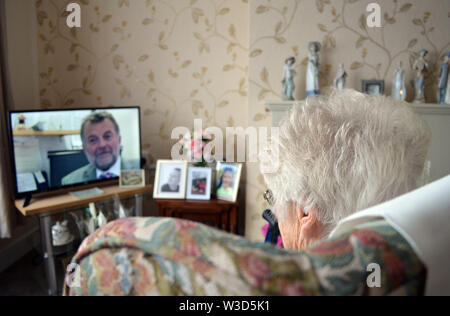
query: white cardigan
[{"left": 331, "top": 175, "right": 450, "bottom": 296}]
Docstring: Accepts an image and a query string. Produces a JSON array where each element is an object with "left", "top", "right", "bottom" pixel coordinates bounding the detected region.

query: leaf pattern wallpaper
[
  {"left": 36, "top": 0, "right": 249, "bottom": 164},
  {"left": 35, "top": 0, "right": 450, "bottom": 241}
]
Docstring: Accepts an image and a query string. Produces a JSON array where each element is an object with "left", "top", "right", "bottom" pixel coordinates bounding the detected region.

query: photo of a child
[
  {"left": 186, "top": 167, "right": 212, "bottom": 200},
  {"left": 216, "top": 163, "right": 242, "bottom": 202},
  {"left": 191, "top": 172, "right": 207, "bottom": 195}
]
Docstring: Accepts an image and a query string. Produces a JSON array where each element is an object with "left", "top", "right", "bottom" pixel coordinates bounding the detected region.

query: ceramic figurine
[
  {"left": 438, "top": 52, "right": 450, "bottom": 104},
  {"left": 334, "top": 63, "right": 347, "bottom": 91},
  {"left": 97, "top": 211, "right": 108, "bottom": 227},
  {"left": 306, "top": 41, "right": 321, "bottom": 97},
  {"left": 52, "top": 221, "right": 74, "bottom": 246},
  {"left": 282, "top": 56, "right": 296, "bottom": 100},
  {"left": 413, "top": 49, "right": 429, "bottom": 103},
  {"left": 85, "top": 218, "right": 96, "bottom": 235},
  {"left": 392, "top": 61, "right": 406, "bottom": 101},
  {"left": 446, "top": 66, "right": 450, "bottom": 105}
]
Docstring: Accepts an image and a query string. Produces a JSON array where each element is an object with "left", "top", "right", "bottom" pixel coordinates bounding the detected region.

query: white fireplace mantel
[
  {"left": 265, "top": 100, "right": 450, "bottom": 127},
  {"left": 265, "top": 100, "right": 450, "bottom": 183}
]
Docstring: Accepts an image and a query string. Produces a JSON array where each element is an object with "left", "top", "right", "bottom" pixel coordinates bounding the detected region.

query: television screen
[{"left": 8, "top": 107, "right": 141, "bottom": 196}]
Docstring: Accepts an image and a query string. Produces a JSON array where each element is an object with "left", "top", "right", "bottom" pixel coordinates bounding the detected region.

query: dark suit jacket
[{"left": 61, "top": 159, "right": 139, "bottom": 186}]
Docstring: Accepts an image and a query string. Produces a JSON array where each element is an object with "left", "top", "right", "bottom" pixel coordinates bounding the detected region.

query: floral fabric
[{"left": 64, "top": 217, "right": 426, "bottom": 296}]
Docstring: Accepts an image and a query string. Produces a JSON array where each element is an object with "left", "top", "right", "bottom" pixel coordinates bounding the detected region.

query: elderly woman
[
  {"left": 261, "top": 89, "right": 431, "bottom": 250},
  {"left": 67, "top": 90, "right": 436, "bottom": 296}
]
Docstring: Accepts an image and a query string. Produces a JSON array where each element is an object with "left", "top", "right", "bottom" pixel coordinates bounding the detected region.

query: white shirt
[
  {"left": 96, "top": 157, "right": 121, "bottom": 179},
  {"left": 330, "top": 175, "right": 450, "bottom": 296}
]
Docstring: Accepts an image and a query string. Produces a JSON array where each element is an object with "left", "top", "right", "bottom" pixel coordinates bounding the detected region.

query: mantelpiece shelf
[
  {"left": 265, "top": 100, "right": 450, "bottom": 126},
  {"left": 12, "top": 130, "right": 80, "bottom": 137}
]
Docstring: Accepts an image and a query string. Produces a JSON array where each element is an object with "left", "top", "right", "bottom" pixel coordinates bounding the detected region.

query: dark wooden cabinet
[{"left": 156, "top": 199, "right": 239, "bottom": 234}]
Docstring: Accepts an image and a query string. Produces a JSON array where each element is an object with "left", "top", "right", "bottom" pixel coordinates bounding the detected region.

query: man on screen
[{"left": 61, "top": 111, "right": 135, "bottom": 186}]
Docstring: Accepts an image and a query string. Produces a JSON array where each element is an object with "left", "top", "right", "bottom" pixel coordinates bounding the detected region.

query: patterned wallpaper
[
  {"left": 35, "top": 0, "right": 450, "bottom": 241},
  {"left": 36, "top": 0, "right": 249, "bottom": 164}
]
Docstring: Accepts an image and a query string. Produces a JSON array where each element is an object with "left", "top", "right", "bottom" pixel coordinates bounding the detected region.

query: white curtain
[{"left": 0, "top": 0, "right": 13, "bottom": 238}]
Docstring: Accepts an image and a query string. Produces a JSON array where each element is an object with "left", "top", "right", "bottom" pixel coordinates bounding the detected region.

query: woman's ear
[{"left": 298, "top": 207, "right": 322, "bottom": 247}]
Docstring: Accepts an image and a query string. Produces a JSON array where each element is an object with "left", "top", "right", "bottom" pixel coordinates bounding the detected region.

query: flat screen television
[{"left": 8, "top": 107, "right": 141, "bottom": 198}]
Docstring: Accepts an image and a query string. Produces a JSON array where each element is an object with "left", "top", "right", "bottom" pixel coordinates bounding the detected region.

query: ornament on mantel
[
  {"left": 306, "top": 41, "right": 321, "bottom": 97},
  {"left": 438, "top": 52, "right": 450, "bottom": 105},
  {"left": 392, "top": 61, "right": 406, "bottom": 101},
  {"left": 334, "top": 63, "right": 347, "bottom": 91},
  {"left": 282, "top": 56, "right": 296, "bottom": 101},
  {"left": 412, "top": 49, "right": 429, "bottom": 103}
]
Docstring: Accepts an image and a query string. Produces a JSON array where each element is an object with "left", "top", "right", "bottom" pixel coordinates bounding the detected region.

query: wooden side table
[{"left": 156, "top": 199, "right": 239, "bottom": 234}]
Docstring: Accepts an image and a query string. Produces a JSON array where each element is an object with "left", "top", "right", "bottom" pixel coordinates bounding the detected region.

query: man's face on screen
[{"left": 83, "top": 119, "right": 121, "bottom": 171}]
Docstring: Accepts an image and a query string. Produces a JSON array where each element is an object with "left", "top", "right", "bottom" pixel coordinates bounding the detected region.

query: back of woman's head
[{"left": 262, "top": 89, "right": 431, "bottom": 232}]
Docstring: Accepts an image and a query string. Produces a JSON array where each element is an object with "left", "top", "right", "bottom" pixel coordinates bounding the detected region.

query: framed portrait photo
[
  {"left": 216, "top": 162, "right": 242, "bottom": 202},
  {"left": 186, "top": 167, "right": 212, "bottom": 200},
  {"left": 120, "top": 169, "right": 145, "bottom": 188},
  {"left": 153, "top": 160, "right": 188, "bottom": 199},
  {"left": 362, "top": 80, "right": 385, "bottom": 96}
]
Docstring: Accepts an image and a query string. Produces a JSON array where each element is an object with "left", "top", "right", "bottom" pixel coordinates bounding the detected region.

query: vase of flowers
[{"left": 177, "top": 129, "right": 214, "bottom": 167}]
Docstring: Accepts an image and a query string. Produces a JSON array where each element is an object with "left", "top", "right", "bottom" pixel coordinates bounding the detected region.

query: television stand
[
  {"left": 15, "top": 184, "right": 153, "bottom": 296},
  {"left": 69, "top": 187, "right": 104, "bottom": 199},
  {"left": 23, "top": 193, "right": 32, "bottom": 208}
]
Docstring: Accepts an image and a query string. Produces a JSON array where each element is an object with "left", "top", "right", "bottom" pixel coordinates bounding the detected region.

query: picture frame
[
  {"left": 362, "top": 80, "right": 385, "bottom": 96},
  {"left": 186, "top": 167, "right": 212, "bottom": 200},
  {"left": 120, "top": 169, "right": 145, "bottom": 188},
  {"left": 153, "top": 160, "right": 188, "bottom": 199},
  {"left": 216, "top": 162, "right": 242, "bottom": 202}
]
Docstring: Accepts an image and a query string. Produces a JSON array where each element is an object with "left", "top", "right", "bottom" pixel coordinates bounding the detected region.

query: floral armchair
[{"left": 64, "top": 215, "right": 426, "bottom": 296}]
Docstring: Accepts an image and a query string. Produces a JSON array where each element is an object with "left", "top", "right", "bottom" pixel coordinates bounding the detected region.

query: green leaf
[{"left": 351, "top": 62, "right": 363, "bottom": 70}]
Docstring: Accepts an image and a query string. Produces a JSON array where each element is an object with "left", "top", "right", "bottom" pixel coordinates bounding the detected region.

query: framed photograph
[
  {"left": 120, "top": 169, "right": 145, "bottom": 188},
  {"left": 186, "top": 167, "right": 212, "bottom": 200},
  {"left": 153, "top": 160, "right": 188, "bottom": 199},
  {"left": 216, "top": 162, "right": 242, "bottom": 202},
  {"left": 362, "top": 80, "right": 385, "bottom": 96}
]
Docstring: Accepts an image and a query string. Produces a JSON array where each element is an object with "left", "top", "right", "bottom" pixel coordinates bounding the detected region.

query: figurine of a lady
[
  {"left": 392, "top": 61, "right": 406, "bottom": 101},
  {"left": 306, "top": 41, "right": 321, "bottom": 97},
  {"left": 333, "top": 63, "right": 347, "bottom": 91},
  {"left": 438, "top": 52, "right": 450, "bottom": 104},
  {"left": 413, "top": 49, "right": 429, "bottom": 103},
  {"left": 446, "top": 73, "right": 450, "bottom": 104},
  {"left": 282, "top": 56, "right": 296, "bottom": 100}
]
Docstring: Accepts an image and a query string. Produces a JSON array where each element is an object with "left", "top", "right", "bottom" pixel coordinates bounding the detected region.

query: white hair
[{"left": 261, "top": 89, "right": 431, "bottom": 234}]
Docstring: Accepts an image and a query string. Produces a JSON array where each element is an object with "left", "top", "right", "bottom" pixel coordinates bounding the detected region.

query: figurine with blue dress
[
  {"left": 306, "top": 41, "right": 321, "bottom": 97},
  {"left": 413, "top": 49, "right": 429, "bottom": 103},
  {"left": 438, "top": 52, "right": 450, "bottom": 104}
]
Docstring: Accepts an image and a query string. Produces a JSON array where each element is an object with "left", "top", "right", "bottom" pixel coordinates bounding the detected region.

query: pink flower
[
  {"left": 190, "top": 139, "right": 204, "bottom": 151},
  {"left": 241, "top": 254, "right": 270, "bottom": 287},
  {"left": 175, "top": 219, "right": 197, "bottom": 233},
  {"left": 281, "top": 280, "right": 307, "bottom": 296},
  {"left": 182, "top": 236, "right": 201, "bottom": 257}
]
